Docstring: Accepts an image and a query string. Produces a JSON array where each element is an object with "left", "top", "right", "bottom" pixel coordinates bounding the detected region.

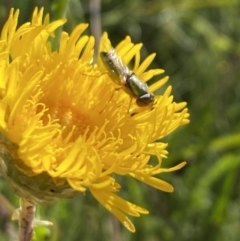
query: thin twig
[
  {"left": 89, "top": 0, "right": 102, "bottom": 61},
  {"left": 110, "top": 215, "right": 121, "bottom": 241}
]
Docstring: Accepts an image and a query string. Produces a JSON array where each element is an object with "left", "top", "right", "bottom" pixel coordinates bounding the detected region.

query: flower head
[{"left": 0, "top": 8, "right": 189, "bottom": 232}]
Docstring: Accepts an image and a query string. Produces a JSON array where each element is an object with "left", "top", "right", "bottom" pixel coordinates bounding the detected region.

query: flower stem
[{"left": 18, "top": 198, "right": 35, "bottom": 241}]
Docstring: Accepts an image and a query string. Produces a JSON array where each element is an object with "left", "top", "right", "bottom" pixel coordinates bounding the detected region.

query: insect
[{"left": 100, "top": 47, "right": 154, "bottom": 106}]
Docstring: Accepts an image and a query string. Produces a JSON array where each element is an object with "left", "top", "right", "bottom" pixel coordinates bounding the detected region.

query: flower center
[{"left": 41, "top": 100, "right": 92, "bottom": 141}]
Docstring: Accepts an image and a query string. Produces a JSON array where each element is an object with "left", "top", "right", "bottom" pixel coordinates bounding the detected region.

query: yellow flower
[{"left": 0, "top": 8, "right": 189, "bottom": 232}]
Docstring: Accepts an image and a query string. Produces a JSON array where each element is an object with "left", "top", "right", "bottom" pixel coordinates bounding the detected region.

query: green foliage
[{"left": 0, "top": 0, "right": 240, "bottom": 240}]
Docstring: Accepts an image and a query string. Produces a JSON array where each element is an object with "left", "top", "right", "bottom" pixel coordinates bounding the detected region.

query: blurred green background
[{"left": 0, "top": 0, "right": 240, "bottom": 240}]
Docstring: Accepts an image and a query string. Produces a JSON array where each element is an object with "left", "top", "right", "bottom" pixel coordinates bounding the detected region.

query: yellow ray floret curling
[{"left": 0, "top": 7, "right": 190, "bottom": 232}]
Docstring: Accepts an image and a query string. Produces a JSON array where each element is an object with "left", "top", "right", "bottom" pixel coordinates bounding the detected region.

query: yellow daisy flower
[{"left": 0, "top": 8, "right": 189, "bottom": 232}]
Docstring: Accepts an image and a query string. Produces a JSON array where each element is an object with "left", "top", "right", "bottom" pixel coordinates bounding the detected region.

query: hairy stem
[{"left": 18, "top": 198, "right": 35, "bottom": 241}]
